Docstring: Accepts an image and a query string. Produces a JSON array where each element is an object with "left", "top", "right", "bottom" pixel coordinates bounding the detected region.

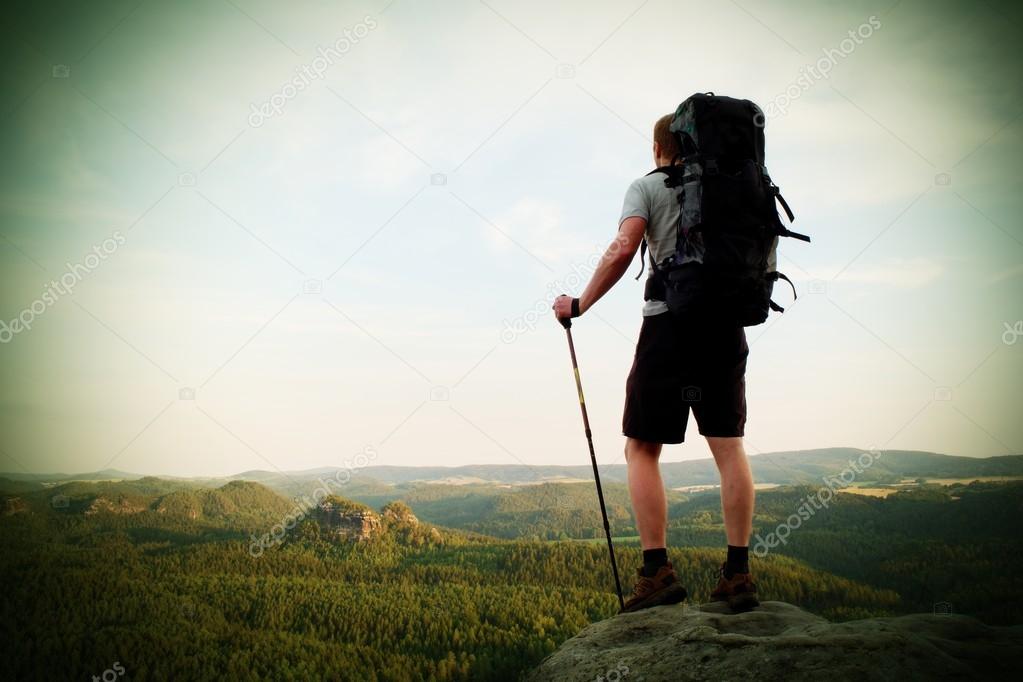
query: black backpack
[{"left": 637, "top": 92, "right": 810, "bottom": 326}]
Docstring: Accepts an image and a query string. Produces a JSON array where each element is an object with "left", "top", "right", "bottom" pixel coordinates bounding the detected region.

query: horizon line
[{"left": 3, "top": 446, "right": 1020, "bottom": 480}]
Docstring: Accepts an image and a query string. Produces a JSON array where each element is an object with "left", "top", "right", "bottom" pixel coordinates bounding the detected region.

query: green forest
[{"left": 1, "top": 473, "right": 1020, "bottom": 680}]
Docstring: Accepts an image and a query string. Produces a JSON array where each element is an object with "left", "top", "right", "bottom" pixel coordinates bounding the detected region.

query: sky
[{"left": 0, "top": 0, "right": 1021, "bottom": 477}]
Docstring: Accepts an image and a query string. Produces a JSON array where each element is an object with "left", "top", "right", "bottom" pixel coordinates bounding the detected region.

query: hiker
[{"left": 552, "top": 111, "right": 763, "bottom": 613}]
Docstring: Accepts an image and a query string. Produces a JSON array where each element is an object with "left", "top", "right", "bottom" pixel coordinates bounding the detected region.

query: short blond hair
[{"left": 654, "top": 114, "right": 681, "bottom": 161}]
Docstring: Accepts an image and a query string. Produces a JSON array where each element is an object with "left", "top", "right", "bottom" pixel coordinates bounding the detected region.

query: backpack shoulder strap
[{"left": 632, "top": 167, "right": 682, "bottom": 279}]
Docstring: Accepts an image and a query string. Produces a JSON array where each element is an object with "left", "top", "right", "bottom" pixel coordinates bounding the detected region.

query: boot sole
[{"left": 622, "top": 582, "right": 687, "bottom": 613}]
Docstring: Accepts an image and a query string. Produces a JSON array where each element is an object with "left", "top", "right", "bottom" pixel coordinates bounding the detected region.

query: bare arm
[{"left": 554, "top": 216, "right": 647, "bottom": 319}]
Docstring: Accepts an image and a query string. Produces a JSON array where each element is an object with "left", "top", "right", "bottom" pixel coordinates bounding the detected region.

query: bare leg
[
  {"left": 625, "top": 437, "right": 666, "bottom": 550},
  {"left": 706, "top": 436, "right": 754, "bottom": 546}
]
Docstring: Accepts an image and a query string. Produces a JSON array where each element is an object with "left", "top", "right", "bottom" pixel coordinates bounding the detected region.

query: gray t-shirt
[{"left": 619, "top": 170, "right": 680, "bottom": 316}]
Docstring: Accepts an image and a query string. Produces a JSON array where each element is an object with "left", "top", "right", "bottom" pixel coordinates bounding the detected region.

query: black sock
[
  {"left": 642, "top": 547, "right": 669, "bottom": 577},
  {"left": 725, "top": 545, "right": 749, "bottom": 577}
]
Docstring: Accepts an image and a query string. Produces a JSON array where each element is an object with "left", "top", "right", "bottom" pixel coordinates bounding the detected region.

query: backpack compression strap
[
  {"left": 769, "top": 271, "right": 798, "bottom": 313},
  {"left": 763, "top": 171, "right": 811, "bottom": 242},
  {"left": 774, "top": 190, "right": 810, "bottom": 241}
]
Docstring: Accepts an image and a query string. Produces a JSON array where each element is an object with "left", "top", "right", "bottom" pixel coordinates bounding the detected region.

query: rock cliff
[{"left": 527, "top": 601, "right": 1023, "bottom": 681}]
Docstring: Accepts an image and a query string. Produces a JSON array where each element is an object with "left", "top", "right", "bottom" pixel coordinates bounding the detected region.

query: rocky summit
[
  {"left": 527, "top": 601, "right": 1023, "bottom": 681},
  {"left": 316, "top": 499, "right": 383, "bottom": 542}
]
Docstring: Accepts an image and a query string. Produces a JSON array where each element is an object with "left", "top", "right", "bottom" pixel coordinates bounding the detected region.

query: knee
[
  {"left": 625, "top": 438, "right": 660, "bottom": 463},
  {"left": 707, "top": 437, "right": 746, "bottom": 463},
  {"left": 712, "top": 437, "right": 744, "bottom": 458}
]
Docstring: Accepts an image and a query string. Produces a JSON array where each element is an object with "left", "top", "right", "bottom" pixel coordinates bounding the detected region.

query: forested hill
[
  {"left": 3, "top": 478, "right": 291, "bottom": 524},
  {"left": 1, "top": 477, "right": 456, "bottom": 551},
  {"left": 0, "top": 493, "right": 908, "bottom": 680},
  {"left": 2, "top": 473, "right": 1021, "bottom": 678}
]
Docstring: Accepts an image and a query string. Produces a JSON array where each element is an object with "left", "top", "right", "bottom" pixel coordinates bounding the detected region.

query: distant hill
[
  {"left": 154, "top": 480, "right": 295, "bottom": 521},
  {"left": 0, "top": 468, "right": 140, "bottom": 483},
  {"left": 0, "top": 476, "right": 453, "bottom": 548},
  {"left": 2, "top": 478, "right": 297, "bottom": 530},
  {"left": 264, "top": 448, "right": 1023, "bottom": 489},
  {"left": 0, "top": 477, "right": 46, "bottom": 494},
  {"left": 345, "top": 480, "right": 651, "bottom": 540},
  {"left": 4, "top": 449, "right": 1020, "bottom": 491}
]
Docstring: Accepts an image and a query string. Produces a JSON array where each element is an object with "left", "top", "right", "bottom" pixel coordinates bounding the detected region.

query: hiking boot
[
  {"left": 622, "top": 562, "right": 687, "bottom": 613},
  {"left": 710, "top": 563, "right": 760, "bottom": 612}
]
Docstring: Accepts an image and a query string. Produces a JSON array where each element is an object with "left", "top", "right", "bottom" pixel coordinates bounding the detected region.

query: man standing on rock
[{"left": 553, "top": 113, "right": 759, "bottom": 613}]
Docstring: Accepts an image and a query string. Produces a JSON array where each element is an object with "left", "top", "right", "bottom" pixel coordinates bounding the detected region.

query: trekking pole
[{"left": 558, "top": 315, "right": 626, "bottom": 612}]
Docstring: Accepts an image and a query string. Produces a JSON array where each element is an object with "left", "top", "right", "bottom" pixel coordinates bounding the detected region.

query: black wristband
[{"left": 570, "top": 298, "right": 581, "bottom": 318}]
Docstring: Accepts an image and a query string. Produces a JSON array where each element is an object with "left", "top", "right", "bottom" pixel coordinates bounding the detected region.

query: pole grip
[{"left": 556, "top": 295, "right": 578, "bottom": 329}]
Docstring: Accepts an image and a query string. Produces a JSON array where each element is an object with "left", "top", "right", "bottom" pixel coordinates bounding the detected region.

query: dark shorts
[{"left": 623, "top": 312, "right": 748, "bottom": 444}]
